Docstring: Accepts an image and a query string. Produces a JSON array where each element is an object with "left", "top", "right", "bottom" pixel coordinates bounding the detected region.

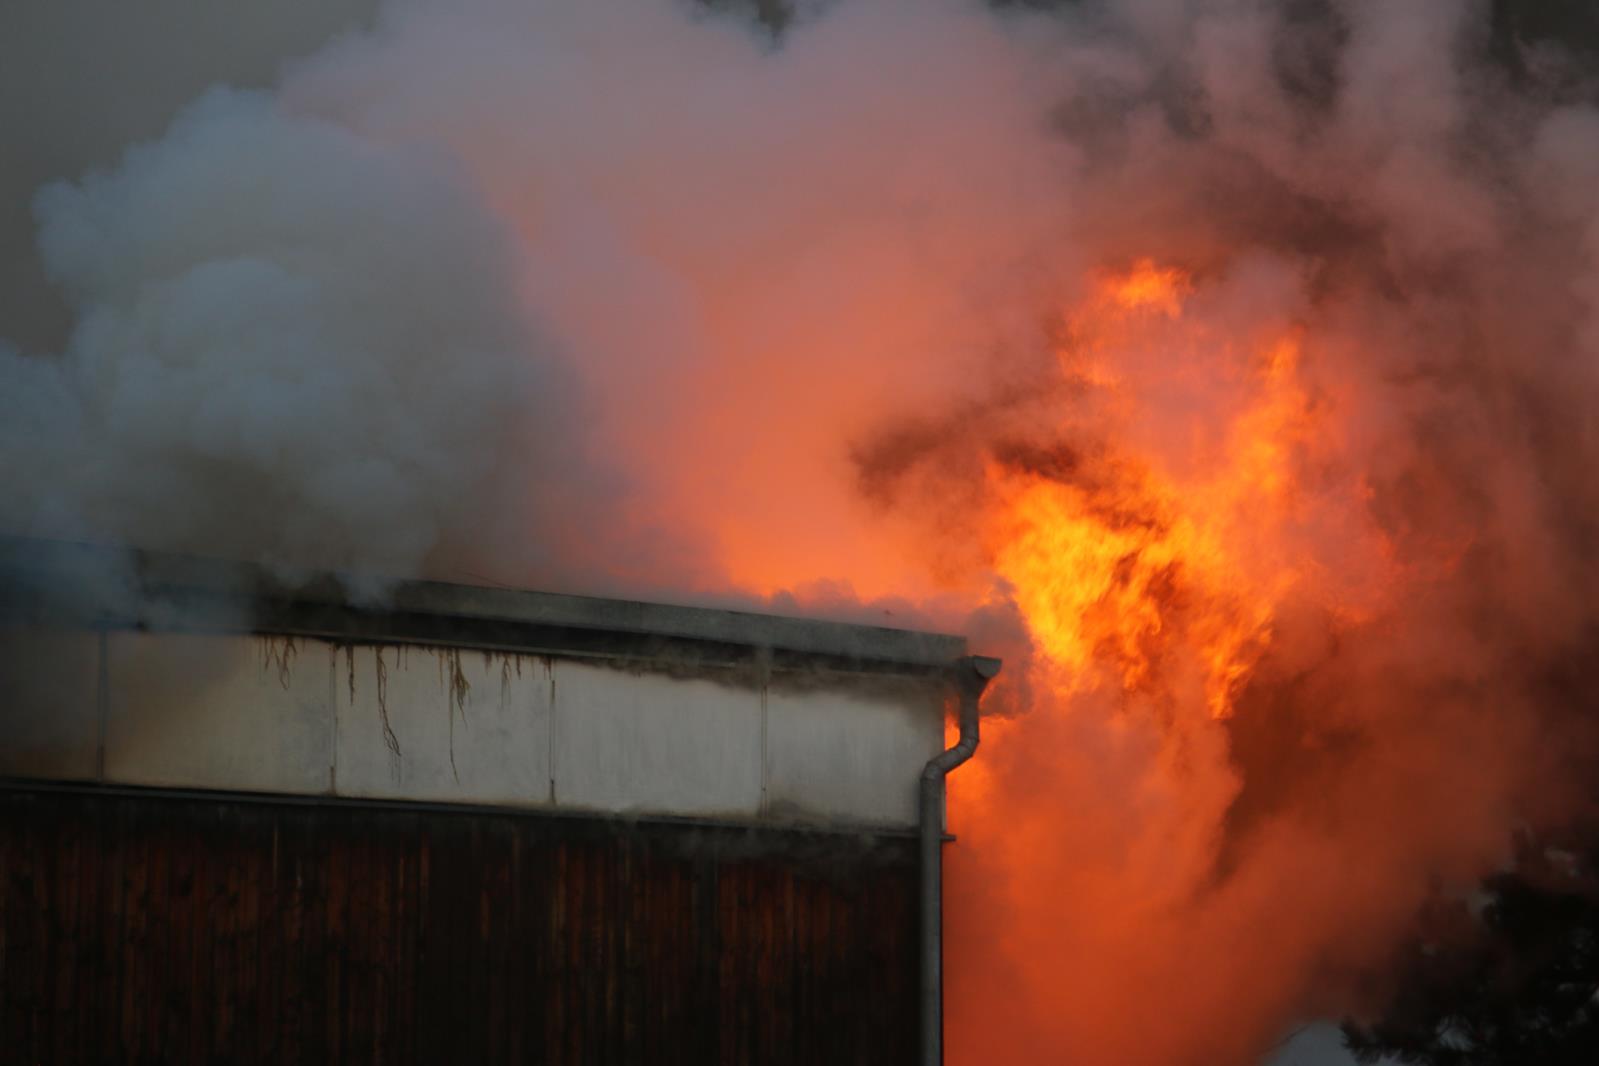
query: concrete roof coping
[{"left": 0, "top": 537, "right": 968, "bottom": 672}]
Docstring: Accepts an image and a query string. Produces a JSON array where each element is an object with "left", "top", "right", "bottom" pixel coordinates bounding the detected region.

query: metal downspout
[{"left": 921, "top": 654, "right": 1001, "bottom": 1066}]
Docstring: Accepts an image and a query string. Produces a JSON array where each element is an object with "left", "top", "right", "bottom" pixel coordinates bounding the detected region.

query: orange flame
[
  {"left": 985, "top": 264, "right": 1349, "bottom": 719},
  {"left": 1103, "top": 257, "right": 1189, "bottom": 317}
]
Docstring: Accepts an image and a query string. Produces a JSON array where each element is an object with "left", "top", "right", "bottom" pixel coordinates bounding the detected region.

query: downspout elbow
[{"left": 923, "top": 653, "right": 1000, "bottom": 782}]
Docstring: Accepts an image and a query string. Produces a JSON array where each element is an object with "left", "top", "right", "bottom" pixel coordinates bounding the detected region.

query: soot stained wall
[{"left": 0, "top": 786, "right": 918, "bottom": 1065}]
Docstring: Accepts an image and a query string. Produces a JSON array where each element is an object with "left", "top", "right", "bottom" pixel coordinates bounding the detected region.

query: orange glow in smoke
[
  {"left": 937, "top": 261, "right": 1407, "bottom": 1064},
  {"left": 1103, "top": 257, "right": 1189, "bottom": 317}
]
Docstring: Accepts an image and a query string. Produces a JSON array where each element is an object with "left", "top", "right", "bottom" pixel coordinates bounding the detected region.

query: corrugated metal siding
[{"left": 0, "top": 787, "right": 918, "bottom": 1065}]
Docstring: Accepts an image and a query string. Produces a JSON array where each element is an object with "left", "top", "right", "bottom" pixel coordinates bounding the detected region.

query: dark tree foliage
[
  {"left": 1341, "top": 835, "right": 1599, "bottom": 1065},
  {"left": 1487, "top": 0, "right": 1599, "bottom": 98},
  {"left": 1492, "top": 0, "right": 1599, "bottom": 56}
]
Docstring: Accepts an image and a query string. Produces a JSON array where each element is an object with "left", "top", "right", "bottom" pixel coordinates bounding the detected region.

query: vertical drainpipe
[{"left": 921, "top": 654, "right": 1001, "bottom": 1066}]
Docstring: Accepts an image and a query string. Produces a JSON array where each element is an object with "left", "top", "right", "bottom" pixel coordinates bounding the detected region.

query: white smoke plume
[{"left": 0, "top": 85, "right": 597, "bottom": 585}]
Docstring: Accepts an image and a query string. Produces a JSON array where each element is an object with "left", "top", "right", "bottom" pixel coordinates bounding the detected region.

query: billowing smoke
[
  {"left": 0, "top": 85, "right": 601, "bottom": 587},
  {"left": 7, "top": 0, "right": 1599, "bottom": 1061}
]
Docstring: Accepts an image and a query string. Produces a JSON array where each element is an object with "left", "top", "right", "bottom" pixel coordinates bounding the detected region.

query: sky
[{"left": 0, "top": 0, "right": 380, "bottom": 355}]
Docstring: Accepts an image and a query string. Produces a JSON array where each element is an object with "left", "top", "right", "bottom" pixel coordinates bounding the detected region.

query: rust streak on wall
[{"left": 0, "top": 787, "right": 918, "bottom": 1065}]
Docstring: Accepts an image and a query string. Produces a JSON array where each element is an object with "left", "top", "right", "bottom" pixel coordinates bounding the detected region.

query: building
[{"left": 0, "top": 537, "right": 993, "bottom": 1064}]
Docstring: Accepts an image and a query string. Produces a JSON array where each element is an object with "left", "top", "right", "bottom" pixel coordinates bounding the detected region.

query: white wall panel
[
  {"left": 5, "top": 623, "right": 948, "bottom": 829},
  {"left": 0, "top": 625, "right": 100, "bottom": 780},
  {"left": 105, "top": 632, "right": 334, "bottom": 794},
  {"left": 335, "top": 646, "right": 553, "bottom": 806},
  {"left": 763, "top": 684, "right": 940, "bottom": 828},
  {"left": 551, "top": 661, "right": 764, "bottom": 818}
]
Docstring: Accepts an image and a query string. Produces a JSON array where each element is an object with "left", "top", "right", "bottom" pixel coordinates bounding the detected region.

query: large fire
[
  {"left": 985, "top": 261, "right": 1382, "bottom": 719},
  {"left": 940, "top": 259, "right": 1423, "bottom": 1064}
]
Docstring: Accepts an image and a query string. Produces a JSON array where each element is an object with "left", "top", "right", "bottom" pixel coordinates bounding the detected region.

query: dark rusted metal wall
[{"left": 0, "top": 786, "right": 918, "bottom": 1065}]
